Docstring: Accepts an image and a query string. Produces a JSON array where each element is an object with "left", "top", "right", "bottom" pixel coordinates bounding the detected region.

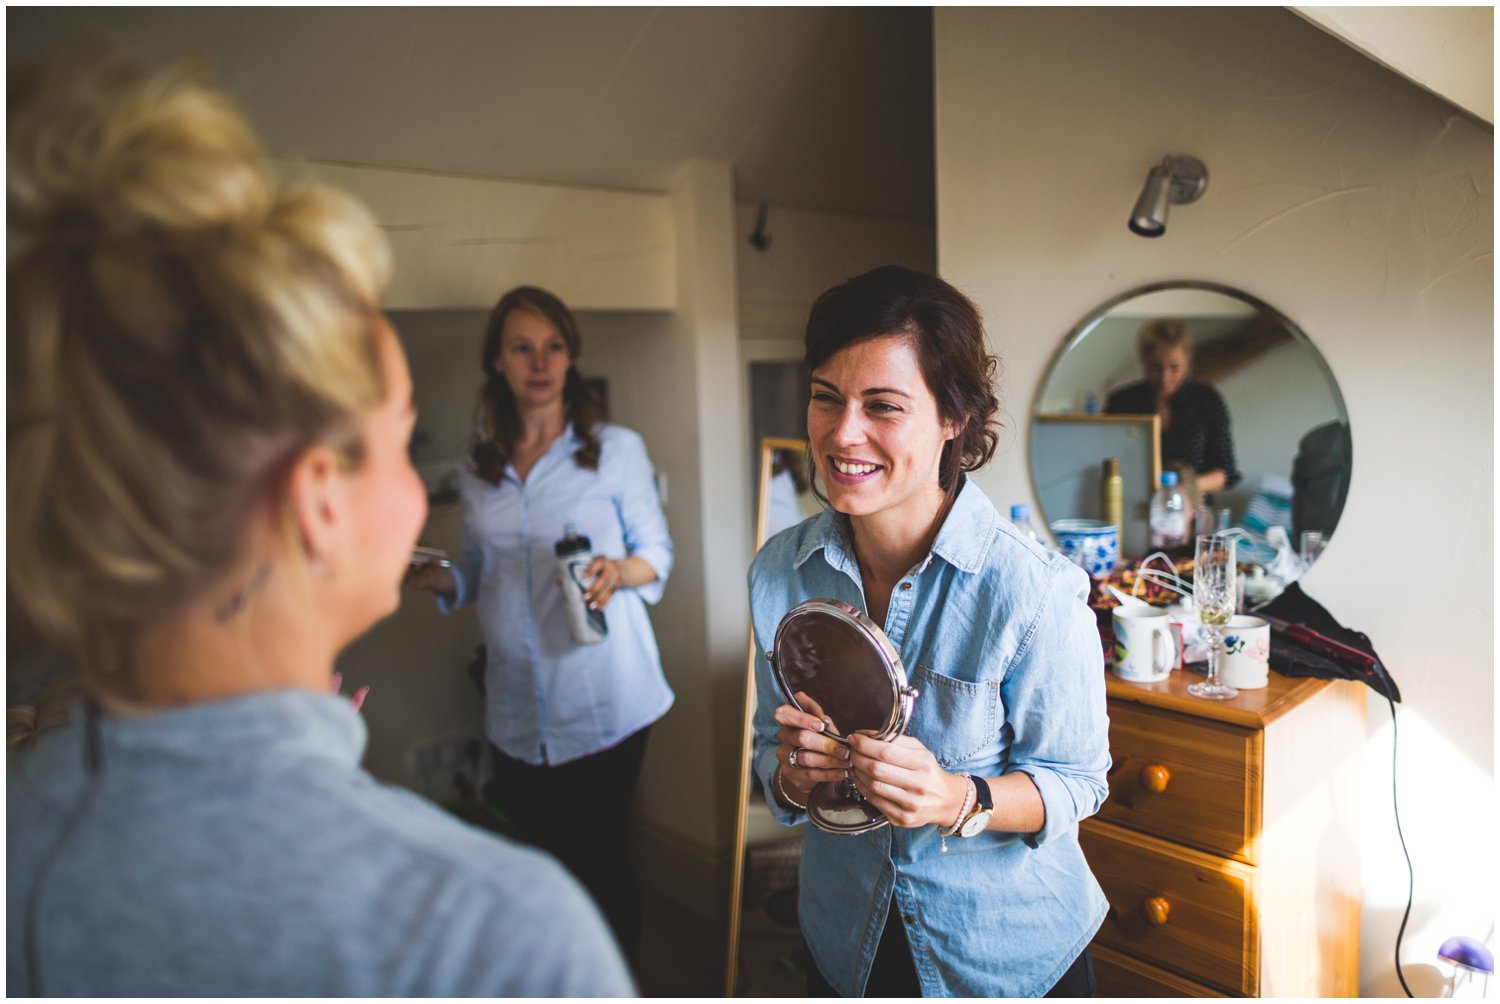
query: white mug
[
  {"left": 1220, "top": 615, "right": 1271, "bottom": 689},
  {"left": 1111, "top": 607, "right": 1178, "bottom": 683}
]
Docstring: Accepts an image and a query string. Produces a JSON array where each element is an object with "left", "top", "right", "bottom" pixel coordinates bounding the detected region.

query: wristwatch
[{"left": 956, "top": 775, "right": 994, "bottom": 838}]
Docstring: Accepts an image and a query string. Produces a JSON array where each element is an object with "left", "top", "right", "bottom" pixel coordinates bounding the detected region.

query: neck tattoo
[{"left": 215, "top": 563, "right": 270, "bottom": 623}]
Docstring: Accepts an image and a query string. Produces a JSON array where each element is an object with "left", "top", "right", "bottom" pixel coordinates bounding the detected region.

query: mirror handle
[{"left": 897, "top": 686, "right": 920, "bottom": 734}]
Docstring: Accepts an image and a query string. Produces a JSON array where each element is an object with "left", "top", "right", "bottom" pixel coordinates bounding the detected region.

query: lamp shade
[
  {"left": 1439, "top": 936, "right": 1495, "bottom": 975},
  {"left": 1128, "top": 161, "right": 1172, "bottom": 237}
]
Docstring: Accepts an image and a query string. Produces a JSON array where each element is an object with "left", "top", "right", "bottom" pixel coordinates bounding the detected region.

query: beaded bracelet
[
  {"left": 774, "top": 766, "right": 808, "bottom": 811},
  {"left": 939, "top": 776, "right": 976, "bottom": 853},
  {"left": 942, "top": 776, "right": 976, "bottom": 835}
]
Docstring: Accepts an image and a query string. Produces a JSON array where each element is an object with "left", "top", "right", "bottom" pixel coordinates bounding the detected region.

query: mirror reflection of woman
[
  {"left": 404, "top": 286, "right": 672, "bottom": 965},
  {"left": 749, "top": 267, "right": 1111, "bottom": 996},
  {"left": 1105, "top": 318, "right": 1240, "bottom": 495},
  {"left": 6, "top": 59, "right": 630, "bottom": 996}
]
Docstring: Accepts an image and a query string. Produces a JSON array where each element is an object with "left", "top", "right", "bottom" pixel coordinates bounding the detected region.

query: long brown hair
[{"left": 469, "top": 286, "right": 603, "bottom": 484}]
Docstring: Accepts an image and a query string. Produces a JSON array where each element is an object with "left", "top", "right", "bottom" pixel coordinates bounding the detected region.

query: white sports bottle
[{"left": 555, "top": 524, "right": 607, "bottom": 645}]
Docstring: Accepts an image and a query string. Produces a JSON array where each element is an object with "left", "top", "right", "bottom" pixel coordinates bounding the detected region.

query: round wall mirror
[{"left": 1030, "top": 282, "right": 1351, "bottom": 567}]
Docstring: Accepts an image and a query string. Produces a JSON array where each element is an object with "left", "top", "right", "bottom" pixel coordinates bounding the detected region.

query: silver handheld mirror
[{"left": 769, "top": 598, "right": 919, "bottom": 834}]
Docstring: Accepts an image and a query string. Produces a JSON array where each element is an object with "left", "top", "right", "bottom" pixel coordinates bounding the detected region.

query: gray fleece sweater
[{"left": 7, "top": 689, "right": 633, "bottom": 996}]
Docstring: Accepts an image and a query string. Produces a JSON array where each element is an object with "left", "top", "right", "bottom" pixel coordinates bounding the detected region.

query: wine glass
[{"left": 1189, "top": 533, "right": 1239, "bottom": 700}]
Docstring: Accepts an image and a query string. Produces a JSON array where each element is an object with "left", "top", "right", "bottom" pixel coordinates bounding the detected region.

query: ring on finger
[{"left": 788, "top": 747, "right": 805, "bottom": 769}]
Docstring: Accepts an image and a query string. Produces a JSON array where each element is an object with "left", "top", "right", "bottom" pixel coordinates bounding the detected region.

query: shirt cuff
[
  {"left": 629, "top": 548, "right": 671, "bottom": 605},
  {"left": 435, "top": 566, "right": 469, "bottom": 614},
  {"left": 1014, "top": 767, "right": 1072, "bottom": 849}
]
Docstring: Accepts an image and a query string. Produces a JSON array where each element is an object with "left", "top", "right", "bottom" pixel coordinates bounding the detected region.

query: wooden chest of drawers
[{"left": 1084, "top": 670, "right": 1364, "bottom": 997}]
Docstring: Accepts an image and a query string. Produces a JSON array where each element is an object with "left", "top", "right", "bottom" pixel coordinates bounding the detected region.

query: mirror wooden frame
[
  {"left": 1029, "top": 413, "right": 1161, "bottom": 557},
  {"left": 724, "top": 436, "right": 808, "bottom": 997}
]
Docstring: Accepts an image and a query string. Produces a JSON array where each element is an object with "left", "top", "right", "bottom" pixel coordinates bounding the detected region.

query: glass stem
[{"left": 1205, "top": 626, "right": 1222, "bottom": 686}]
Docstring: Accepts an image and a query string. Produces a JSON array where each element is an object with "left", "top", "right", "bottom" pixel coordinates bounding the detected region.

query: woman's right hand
[
  {"left": 773, "top": 692, "right": 850, "bottom": 804},
  {"left": 402, "top": 562, "right": 457, "bottom": 601}
]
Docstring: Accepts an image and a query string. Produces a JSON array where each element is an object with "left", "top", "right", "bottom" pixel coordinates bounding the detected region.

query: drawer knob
[
  {"left": 1139, "top": 764, "right": 1171, "bottom": 793},
  {"left": 1142, "top": 896, "right": 1171, "bottom": 926}
]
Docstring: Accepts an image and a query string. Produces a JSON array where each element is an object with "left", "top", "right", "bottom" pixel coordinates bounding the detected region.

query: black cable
[{"left": 1388, "top": 695, "right": 1414, "bottom": 997}]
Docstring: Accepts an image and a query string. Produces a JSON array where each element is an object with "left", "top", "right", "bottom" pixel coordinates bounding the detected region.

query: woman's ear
[
  {"left": 285, "top": 444, "right": 347, "bottom": 566},
  {"left": 943, "top": 416, "right": 967, "bottom": 443}
]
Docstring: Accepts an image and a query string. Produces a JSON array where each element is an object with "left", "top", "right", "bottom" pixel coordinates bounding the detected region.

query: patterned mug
[
  {"left": 1049, "top": 519, "right": 1119, "bottom": 578},
  {"left": 1220, "top": 615, "right": 1271, "bottom": 690},
  {"left": 1111, "top": 607, "right": 1178, "bottom": 683}
]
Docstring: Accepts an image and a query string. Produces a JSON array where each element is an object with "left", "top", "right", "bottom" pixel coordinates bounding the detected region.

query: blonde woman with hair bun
[{"left": 6, "top": 56, "right": 631, "bottom": 997}]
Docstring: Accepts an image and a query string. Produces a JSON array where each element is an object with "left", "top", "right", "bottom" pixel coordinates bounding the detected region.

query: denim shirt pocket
[{"left": 907, "top": 664, "right": 1003, "bottom": 769}]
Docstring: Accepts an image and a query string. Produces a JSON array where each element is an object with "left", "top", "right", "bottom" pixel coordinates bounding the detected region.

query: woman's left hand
[
  {"left": 581, "top": 556, "right": 622, "bottom": 610},
  {"left": 847, "top": 733, "right": 967, "bottom": 829}
]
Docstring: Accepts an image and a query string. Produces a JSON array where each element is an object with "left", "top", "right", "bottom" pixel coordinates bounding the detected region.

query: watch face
[{"left": 960, "top": 810, "right": 992, "bottom": 838}]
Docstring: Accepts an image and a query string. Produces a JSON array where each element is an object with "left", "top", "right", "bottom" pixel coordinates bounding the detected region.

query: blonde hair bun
[
  {"left": 9, "top": 59, "right": 271, "bottom": 242},
  {"left": 8, "top": 54, "right": 391, "bottom": 681}
]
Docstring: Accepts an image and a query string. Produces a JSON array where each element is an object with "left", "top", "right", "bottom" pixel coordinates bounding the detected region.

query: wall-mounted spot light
[
  {"left": 749, "top": 203, "right": 772, "bottom": 251},
  {"left": 1128, "top": 156, "right": 1207, "bottom": 238}
]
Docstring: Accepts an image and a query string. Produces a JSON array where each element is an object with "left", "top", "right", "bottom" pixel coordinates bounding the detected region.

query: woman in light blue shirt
[
  {"left": 750, "top": 266, "right": 1111, "bottom": 996},
  {"left": 407, "top": 285, "right": 673, "bottom": 963}
]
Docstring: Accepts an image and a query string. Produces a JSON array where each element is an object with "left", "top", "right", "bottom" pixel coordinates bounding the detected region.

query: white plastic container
[
  {"left": 1148, "top": 471, "right": 1187, "bottom": 550},
  {"left": 1009, "top": 503, "right": 1044, "bottom": 546},
  {"left": 554, "top": 524, "right": 607, "bottom": 645}
]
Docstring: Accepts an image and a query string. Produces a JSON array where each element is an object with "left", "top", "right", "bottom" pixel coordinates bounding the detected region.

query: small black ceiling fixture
[{"left": 748, "top": 203, "right": 772, "bottom": 251}]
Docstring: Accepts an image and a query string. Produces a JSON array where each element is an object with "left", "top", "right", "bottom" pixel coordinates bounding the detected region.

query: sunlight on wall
[{"left": 1360, "top": 704, "right": 1497, "bottom": 987}]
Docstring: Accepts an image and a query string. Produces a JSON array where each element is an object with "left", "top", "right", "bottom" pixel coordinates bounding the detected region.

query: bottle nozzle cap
[
  {"left": 555, "top": 523, "right": 592, "bottom": 556},
  {"left": 1161, "top": 471, "right": 1179, "bottom": 486},
  {"left": 1010, "top": 504, "right": 1031, "bottom": 521}
]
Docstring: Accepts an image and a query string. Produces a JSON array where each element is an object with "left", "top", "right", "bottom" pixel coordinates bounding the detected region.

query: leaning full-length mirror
[
  {"left": 725, "top": 438, "right": 820, "bottom": 996},
  {"left": 1031, "top": 282, "right": 1351, "bottom": 567}
]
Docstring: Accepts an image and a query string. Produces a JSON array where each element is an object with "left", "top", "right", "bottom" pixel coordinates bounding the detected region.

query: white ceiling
[
  {"left": 7, "top": 7, "right": 936, "bottom": 223},
  {"left": 1292, "top": 5, "right": 1493, "bottom": 124},
  {"left": 12, "top": 8, "right": 1487, "bottom": 227}
]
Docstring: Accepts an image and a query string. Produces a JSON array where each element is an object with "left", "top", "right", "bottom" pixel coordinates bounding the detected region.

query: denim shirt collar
[{"left": 792, "top": 475, "right": 998, "bottom": 577}]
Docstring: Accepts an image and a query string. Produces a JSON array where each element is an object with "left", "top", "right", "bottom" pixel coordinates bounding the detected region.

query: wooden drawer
[
  {"left": 1097, "top": 699, "right": 1261, "bottom": 863},
  {"left": 1091, "top": 943, "right": 1227, "bottom": 997},
  {"left": 1081, "top": 820, "right": 1258, "bottom": 996}
]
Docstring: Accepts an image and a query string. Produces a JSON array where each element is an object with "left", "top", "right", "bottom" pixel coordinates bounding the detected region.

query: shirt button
[
  {"left": 900, "top": 582, "right": 912, "bottom": 591},
  {"left": 904, "top": 914, "right": 916, "bottom": 925}
]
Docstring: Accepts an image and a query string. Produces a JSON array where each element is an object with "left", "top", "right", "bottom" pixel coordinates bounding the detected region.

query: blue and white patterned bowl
[{"left": 1049, "top": 519, "right": 1119, "bottom": 578}]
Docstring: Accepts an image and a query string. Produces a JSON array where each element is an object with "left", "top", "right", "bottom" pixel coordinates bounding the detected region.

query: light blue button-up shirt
[
  {"left": 444, "top": 423, "right": 674, "bottom": 765},
  {"left": 749, "top": 477, "right": 1111, "bottom": 997}
]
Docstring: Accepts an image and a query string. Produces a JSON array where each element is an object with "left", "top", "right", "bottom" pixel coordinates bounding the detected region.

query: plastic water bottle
[
  {"left": 554, "top": 524, "right": 607, "bottom": 645},
  {"left": 1010, "top": 504, "right": 1045, "bottom": 546},
  {"left": 1148, "top": 471, "right": 1188, "bottom": 551}
]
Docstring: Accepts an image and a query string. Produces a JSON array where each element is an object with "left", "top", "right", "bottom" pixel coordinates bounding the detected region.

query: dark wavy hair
[
  {"left": 470, "top": 286, "right": 604, "bottom": 483},
  {"left": 803, "top": 266, "right": 1000, "bottom": 497}
]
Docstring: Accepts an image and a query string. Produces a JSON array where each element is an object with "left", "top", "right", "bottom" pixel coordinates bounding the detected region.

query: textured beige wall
[{"left": 934, "top": 7, "right": 1492, "bottom": 995}]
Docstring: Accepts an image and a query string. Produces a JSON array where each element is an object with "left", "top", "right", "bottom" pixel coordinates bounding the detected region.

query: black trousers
[
  {"left": 484, "top": 726, "right": 651, "bottom": 963},
  {"left": 806, "top": 900, "right": 1096, "bottom": 997}
]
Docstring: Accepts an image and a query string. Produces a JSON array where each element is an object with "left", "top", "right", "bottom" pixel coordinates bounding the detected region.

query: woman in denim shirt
[{"left": 749, "top": 266, "right": 1111, "bottom": 997}]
